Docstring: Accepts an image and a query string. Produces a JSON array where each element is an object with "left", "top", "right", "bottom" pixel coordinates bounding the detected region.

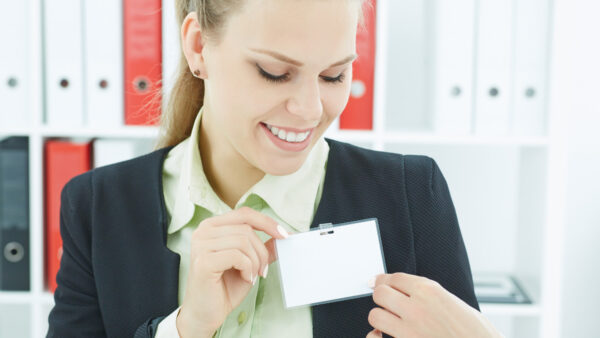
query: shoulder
[{"left": 325, "top": 138, "right": 436, "bottom": 183}]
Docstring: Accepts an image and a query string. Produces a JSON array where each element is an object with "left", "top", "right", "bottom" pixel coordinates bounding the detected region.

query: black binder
[{"left": 0, "top": 136, "right": 30, "bottom": 291}]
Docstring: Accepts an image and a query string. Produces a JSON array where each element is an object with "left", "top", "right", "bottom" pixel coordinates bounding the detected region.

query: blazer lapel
[{"left": 308, "top": 139, "right": 380, "bottom": 338}]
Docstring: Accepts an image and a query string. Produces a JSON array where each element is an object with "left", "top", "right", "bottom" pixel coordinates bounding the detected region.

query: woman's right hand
[{"left": 176, "top": 207, "right": 289, "bottom": 338}]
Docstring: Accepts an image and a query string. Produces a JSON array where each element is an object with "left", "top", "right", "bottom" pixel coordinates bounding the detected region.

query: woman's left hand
[{"left": 365, "top": 272, "right": 503, "bottom": 338}]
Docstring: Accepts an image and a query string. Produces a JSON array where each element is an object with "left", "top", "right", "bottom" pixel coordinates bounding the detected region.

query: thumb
[{"left": 264, "top": 238, "right": 279, "bottom": 265}]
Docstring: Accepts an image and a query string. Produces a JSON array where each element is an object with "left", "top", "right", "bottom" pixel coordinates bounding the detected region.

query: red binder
[
  {"left": 340, "top": 0, "right": 376, "bottom": 130},
  {"left": 123, "top": 0, "right": 162, "bottom": 125},
  {"left": 44, "top": 140, "right": 92, "bottom": 293}
]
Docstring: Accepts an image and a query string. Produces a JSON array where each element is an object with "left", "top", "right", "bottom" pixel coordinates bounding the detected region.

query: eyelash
[{"left": 256, "top": 64, "right": 346, "bottom": 84}]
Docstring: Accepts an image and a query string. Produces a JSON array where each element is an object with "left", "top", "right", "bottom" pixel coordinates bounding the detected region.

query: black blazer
[{"left": 46, "top": 138, "right": 478, "bottom": 338}]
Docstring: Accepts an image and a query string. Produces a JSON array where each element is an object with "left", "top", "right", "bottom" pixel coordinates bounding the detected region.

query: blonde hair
[{"left": 157, "top": 0, "right": 370, "bottom": 148}]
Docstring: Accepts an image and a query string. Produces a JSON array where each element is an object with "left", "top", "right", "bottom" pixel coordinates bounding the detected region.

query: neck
[{"left": 198, "top": 108, "right": 265, "bottom": 209}]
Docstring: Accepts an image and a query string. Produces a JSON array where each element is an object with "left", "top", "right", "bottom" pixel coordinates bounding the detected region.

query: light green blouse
[{"left": 155, "top": 106, "right": 330, "bottom": 337}]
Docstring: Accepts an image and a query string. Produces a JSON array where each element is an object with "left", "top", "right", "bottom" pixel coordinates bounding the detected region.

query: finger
[
  {"left": 202, "top": 206, "right": 289, "bottom": 240},
  {"left": 204, "top": 236, "right": 262, "bottom": 281},
  {"left": 204, "top": 249, "right": 254, "bottom": 284},
  {"left": 263, "top": 238, "right": 277, "bottom": 264},
  {"left": 366, "top": 329, "right": 382, "bottom": 338},
  {"left": 372, "top": 284, "right": 410, "bottom": 319},
  {"left": 373, "top": 272, "right": 424, "bottom": 297},
  {"left": 204, "top": 225, "right": 271, "bottom": 277},
  {"left": 368, "top": 307, "right": 406, "bottom": 338}
]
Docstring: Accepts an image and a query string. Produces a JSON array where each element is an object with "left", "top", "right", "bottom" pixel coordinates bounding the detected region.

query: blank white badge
[{"left": 275, "top": 218, "right": 387, "bottom": 309}]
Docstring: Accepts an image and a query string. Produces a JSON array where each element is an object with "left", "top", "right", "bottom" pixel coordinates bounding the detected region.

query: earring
[{"left": 193, "top": 69, "right": 202, "bottom": 78}]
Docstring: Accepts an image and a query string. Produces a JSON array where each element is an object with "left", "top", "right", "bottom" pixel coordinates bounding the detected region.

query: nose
[{"left": 286, "top": 79, "right": 323, "bottom": 122}]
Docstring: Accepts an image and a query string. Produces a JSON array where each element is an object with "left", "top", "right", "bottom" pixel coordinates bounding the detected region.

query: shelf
[
  {"left": 0, "top": 291, "right": 35, "bottom": 303},
  {"left": 0, "top": 291, "right": 55, "bottom": 305},
  {"left": 1, "top": 127, "right": 550, "bottom": 146},
  {"left": 0, "top": 129, "right": 31, "bottom": 137},
  {"left": 381, "top": 133, "right": 549, "bottom": 147},
  {"left": 40, "top": 126, "right": 160, "bottom": 138},
  {"left": 328, "top": 130, "right": 549, "bottom": 147},
  {"left": 1, "top": 126, "right": 160, "bottom": 139}
]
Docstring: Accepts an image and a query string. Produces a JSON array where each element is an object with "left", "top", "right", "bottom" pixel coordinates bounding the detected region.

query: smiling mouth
[{"left": 261, "top": 122, "right": 314, "bottom": 143}]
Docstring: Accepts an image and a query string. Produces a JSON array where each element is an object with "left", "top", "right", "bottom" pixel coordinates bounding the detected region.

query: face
[{"left": 189, "top": 0, "right": 360, "bottom": 176}]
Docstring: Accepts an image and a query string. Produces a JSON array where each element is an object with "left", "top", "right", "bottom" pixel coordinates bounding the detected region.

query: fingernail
[
  {"left": 253, "top": 274, "right": 258, "bottom": 285},
  {"left": 262, "top": 264, "right": 269, "bottom": 278},
  {"left": 368, "top": 277, "right": 376, "bottom": 289},
  {"left": 277, "top": 224, "right": 289, "bottom": 239}
]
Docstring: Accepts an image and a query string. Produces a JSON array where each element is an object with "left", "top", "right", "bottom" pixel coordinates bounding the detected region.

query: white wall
[{"left": 552, "top": 0, "right": 600, "bottom": 336}]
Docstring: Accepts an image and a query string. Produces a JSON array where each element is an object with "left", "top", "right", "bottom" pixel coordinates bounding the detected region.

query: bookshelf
[{"left": 0, "top": 0, "right": 564, "bottom": 337}]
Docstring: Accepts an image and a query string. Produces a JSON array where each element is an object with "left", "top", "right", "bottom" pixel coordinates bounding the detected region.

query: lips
[
  {"left": 260, "top": 122, "right": 313, "bottom": 152},
  {"left": 263, "top": 123, "right": 311, "bottom": 143},
  {"left": 261, "top": 122, "right": 315, "bottom": 134}
]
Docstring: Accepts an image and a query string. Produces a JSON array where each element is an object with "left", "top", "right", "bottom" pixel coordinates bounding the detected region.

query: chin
[{"left": 260, "top": 156, "right": 307, "bottom": 176}]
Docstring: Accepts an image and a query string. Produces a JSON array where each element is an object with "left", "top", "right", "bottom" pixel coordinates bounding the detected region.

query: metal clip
[{"left": 318, "top": 223, "right": 335, "bottom": 235}]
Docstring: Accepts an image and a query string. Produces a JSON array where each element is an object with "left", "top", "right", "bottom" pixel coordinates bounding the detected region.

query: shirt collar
[{"left": 168, "top": 106, "right": 329, "bottom": 235}]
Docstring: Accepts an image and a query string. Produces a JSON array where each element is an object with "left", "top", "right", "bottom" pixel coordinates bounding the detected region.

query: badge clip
[{"left": 318, "top": 222, "right": 334, "bottom": 236}]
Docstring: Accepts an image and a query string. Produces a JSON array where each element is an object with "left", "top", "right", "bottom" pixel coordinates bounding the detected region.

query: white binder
[
  {"left": 473, "top": 0, "right": 514, "bottom": 135},
  {"left": 431, "top": 0, "right": 476, "bottom": 134},
  {"left": 0, "top": 1, "right": 29, "bottom": 128},
  {"left": 44, "top": 0, "right": 84, "bottom": 127},
  {"left": 93, "top": 139, "right": 155, "bottom": 168},
  {"left": 162, "top": 0, "right": 180, "bottom": 108},
  {"left": 511, "top": 0, "right": 550, "bottom": 137},
  {"left": 84, "top": 0, "right": 124, "bottom": 128}
]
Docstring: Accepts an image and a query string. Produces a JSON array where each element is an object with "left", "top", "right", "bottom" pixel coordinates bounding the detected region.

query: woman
[{"left": 47, "top": 0, "right": 502, "bottom": 337}]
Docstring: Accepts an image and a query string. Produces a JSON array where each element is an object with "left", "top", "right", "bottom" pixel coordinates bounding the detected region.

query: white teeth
[
  {"left": 265, "top": 123, "right": 310, "bottom": 143},
  {"left": 296, "top": 132, "right": 309, "bottom": 142},
  {"left": 286, "top": 132, "right": 296, "bottom": 142},
  {"left": 277, "top": 129, "right": 286, "bottom": 140}
]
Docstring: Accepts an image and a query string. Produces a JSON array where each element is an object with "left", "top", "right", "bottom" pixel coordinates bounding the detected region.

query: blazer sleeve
[
  {"left": 404, "top": 155, "right": 480, "bottom": 311},
  {"left": 133, "top": 316, "right": 169, "bottom": 338},
  {"left": 46, "top": 173, "right": 168, "bottom": 338},
  {"left": 46, "top": 173, "right": 107, "bottom": 337}
]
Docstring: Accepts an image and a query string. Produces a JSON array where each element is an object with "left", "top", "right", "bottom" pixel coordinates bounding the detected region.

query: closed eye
[
  {"left": 257, "top": 65, "right": 288, "bottom": 83},
  {"left": 256, "top": 64, "right": 345, "bottom": 84}
]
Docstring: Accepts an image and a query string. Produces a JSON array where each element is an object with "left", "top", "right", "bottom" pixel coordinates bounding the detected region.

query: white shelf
[
  {"left": 329, "top": 130, "right": 549, "bottom": 147},
  {"left": 1, "top": 126, "right": 160, "bottom": 139},
  {"left": 38, "top": 126, "right": 160, "bottom": 138},
  {"left": 2, "top": 127, "right": 549, "bottom": 147},
  {"left": 0, "top": 292, "right": 53, "bottom": 305},
  {"left": 0, "top": 292, "right": 35, "bottom": 304},
  {"left": 0, "top": 129, "right": 31, "bottom": 137}
]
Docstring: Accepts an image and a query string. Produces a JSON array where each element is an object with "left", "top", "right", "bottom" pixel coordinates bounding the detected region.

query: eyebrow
[{"left": 249, "top": 48, "right": 358, "bottom": 68}]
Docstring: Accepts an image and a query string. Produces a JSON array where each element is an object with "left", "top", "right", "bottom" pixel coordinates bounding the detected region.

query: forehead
[{"left": 225, "top": 0, "right": 359, "bottom": 66}]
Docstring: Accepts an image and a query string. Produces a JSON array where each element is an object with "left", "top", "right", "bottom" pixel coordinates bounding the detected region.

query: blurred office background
[{"left": 0, "top": 0, "right": 599, "bottom": 337}]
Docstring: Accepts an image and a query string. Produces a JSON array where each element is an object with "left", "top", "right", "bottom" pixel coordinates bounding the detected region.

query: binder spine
[
  {"left": 0, "top": 137, "right": 30, "bottom": 291},
  {"left": 44, "top": 140, "right": 92, "bottom": 292},
  {"left": 339, "top": 0, "right": 376, "bottom": 130},
  {"left": 431, "top": 0, "right": 476, "bottom": 134},
  {"left": 123, "top": 0, "right": 163, "bottom": 126},
  {"left": 0, "top": 2, "right": 30, "bottom": 128},
  {"left": 510, "top": 0, "right": 550, "bottom": 136},
  {"left": 473, "top": 0, "right": 514, "bottom": 135},
  {"left": 84, "top": 0, "right": 124, "bottom": 127},
  {"left": 43, "top": 0, "right": 85, "bottom": 127}
]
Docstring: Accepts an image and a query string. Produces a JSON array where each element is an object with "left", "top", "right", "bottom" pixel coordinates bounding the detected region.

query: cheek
[{"left": 323, "top": 82, "right": 353, "bottom": 119}]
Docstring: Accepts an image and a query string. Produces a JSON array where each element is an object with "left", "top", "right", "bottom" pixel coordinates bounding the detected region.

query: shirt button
[{"left": 237, "top": 311, "right": 247, "bottom": 325}]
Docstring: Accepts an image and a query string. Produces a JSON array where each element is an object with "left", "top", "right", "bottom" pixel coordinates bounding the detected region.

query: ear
[{"left": 181, "top": 11, "right": 208, "bottom": 79}]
